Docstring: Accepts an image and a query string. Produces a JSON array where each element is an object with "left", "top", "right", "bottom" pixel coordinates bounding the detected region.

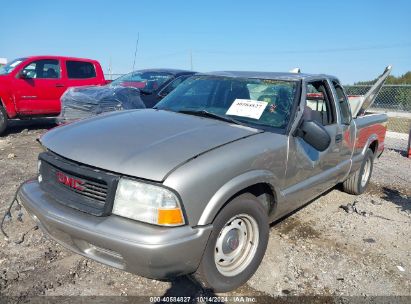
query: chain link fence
[{"left": 345, "top": 85, "right": 411, "bottom": 133}]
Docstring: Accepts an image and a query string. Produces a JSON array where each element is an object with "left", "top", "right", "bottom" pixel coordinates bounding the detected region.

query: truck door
[
  {"left": 13, "top": 59, "right": 65, "bottom": 115},
  {"left": 282, "top": 79, "right": 342, "bottom": 211},
  {"left": 330, "top": 80, "right": 356, "bottom": 181}
]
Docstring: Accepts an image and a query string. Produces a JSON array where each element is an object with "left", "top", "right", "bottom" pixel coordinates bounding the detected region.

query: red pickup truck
[{"left": 0, "top": 56, "right": 107, "bottom": 135}]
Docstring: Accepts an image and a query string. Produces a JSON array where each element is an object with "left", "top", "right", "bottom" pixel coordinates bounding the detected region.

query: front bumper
[{"left": 18, "top": 180, "right": 212, "bottom": 279}]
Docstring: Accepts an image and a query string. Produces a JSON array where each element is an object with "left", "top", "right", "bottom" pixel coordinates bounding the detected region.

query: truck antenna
[
  {"left": 108, "top": 56, "right": 112, "bottom": 80},
  {"left": 132, "top": 33, "right": 140, "bottom": 72},
  {"left": 190, "top": 49, "right": 193, "bottom": 71}
]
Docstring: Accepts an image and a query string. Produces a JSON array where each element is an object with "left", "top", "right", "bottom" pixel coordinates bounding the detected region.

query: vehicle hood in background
[{"left": 41, "top": 109, "right": 262, "bottom": 181}]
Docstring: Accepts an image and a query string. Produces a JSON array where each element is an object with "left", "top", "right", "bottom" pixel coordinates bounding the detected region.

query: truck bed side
[{"left": 350, "top": 113, "right": 387, "bottom": 174}]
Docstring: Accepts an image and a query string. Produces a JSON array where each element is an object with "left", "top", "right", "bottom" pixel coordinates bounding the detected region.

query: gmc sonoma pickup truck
[
  {"left": 18, "top": 69, "right": 388, "bottom": 292},
  {"left": 0, "top": 56, "right": 107, "bottom": 135}
]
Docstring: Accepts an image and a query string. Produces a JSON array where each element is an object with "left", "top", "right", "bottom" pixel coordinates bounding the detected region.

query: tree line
[
  {"left": 354, "top": 71, "right": 411, "bottom": 85},
  {"left": 345, "top": 72, "right": 411, "bottom": 111}
]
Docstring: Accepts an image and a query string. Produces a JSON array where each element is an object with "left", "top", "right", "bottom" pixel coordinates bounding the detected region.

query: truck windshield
[
  {"left": 156, "top": 76, "right": 299, "bottom": 129},
  {"left": 110, "top": 71, "right": 173, "bottom": 94},
  {"left": 0, "top": 58, "right": 26, "bottom": 75}
]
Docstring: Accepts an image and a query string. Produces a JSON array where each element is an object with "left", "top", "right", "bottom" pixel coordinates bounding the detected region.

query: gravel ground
[
  {"left": 385, "top": 131, "right": 409, "bottom": 154},
  {"left": 0, "top": 121, "right": 410, "bottom": 303}
]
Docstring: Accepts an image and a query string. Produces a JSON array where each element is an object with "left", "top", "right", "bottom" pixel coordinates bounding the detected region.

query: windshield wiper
[
  {"left": 153, "top": 106, "right": 172, "bottom": 111},
  {"left": 178, "top": 110, "right": 245, "bottom": 126}
]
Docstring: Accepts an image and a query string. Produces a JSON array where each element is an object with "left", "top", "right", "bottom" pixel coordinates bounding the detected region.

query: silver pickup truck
[{"left": 18, "top": 69, "right": 389, "bottom": 292}]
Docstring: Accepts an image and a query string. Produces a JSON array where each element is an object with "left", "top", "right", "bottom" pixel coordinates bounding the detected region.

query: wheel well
[
  {"left": 0, "top": 98, "right": 7, "bottom": 114},
  {"left": 369, "top": 140, "right": 378, "bottom": 155},
  {"left": 231, "top": 183, "right": 276, "bottom": 215}
]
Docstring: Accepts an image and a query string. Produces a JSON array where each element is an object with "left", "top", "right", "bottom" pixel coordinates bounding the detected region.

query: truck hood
[{"left": 41, "top": 109, "right": 262, "bottom": 181}]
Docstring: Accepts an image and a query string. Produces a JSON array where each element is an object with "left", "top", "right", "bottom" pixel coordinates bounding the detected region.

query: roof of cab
[
  {"left": 25, "top": 55, "right": 99, "bottom": 62},
  {"left": 200, "top": 71, "right": 338, "bottom": 82},
  {"left": 136, "top": 68, "right": 196, "bottom": 75}
]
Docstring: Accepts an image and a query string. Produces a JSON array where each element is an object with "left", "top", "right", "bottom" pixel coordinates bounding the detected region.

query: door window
[
  {"left": 332, "top": 82, "right": 352, "bottom": 125},
  {"left": 66, "top": 61, "right": 96, "bottom": 79},
  {"left": 304, "top": 81, "right": 336, "bottom": 126},
  {"left": 21, "top": 59, "right": 60, "bottom": 79}
]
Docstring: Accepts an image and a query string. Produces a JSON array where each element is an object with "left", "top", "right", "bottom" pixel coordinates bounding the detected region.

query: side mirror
[
  {"left": 296, "top": 120, "right": 331, "bottom": 151},
  {"left": 18, "top": 70, "right": 30, "bottom": 79}
]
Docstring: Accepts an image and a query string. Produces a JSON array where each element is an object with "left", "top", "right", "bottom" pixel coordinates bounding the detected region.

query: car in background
[
  {"left": 0, "top": 56, "right": 108, "bottom": 135},
  {"left": 59, "top": 69, "right": 195, "bottom": 123},
  {"left": 110, "top": 69, "right": 196, "bottom": 107}
]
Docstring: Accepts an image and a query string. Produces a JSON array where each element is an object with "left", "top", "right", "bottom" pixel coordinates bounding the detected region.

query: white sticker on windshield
[{"left": 226, "top": 99, "right": 268, "bottom": 120}]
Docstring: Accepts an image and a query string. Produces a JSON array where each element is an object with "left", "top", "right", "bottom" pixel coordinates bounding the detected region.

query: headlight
[{"left": 113, "top": 178, "right": 184, "bottom": 226}]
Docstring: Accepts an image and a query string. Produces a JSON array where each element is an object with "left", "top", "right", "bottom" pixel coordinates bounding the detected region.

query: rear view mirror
[{"left": 296, "top": 120, "right": 331, "bottom": 151}]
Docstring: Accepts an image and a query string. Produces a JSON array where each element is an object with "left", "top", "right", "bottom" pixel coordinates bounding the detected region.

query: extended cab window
[
  {"left": 66, "top": 61, "right": 96, "bottom": 79},
  {"left": 305, "top": 81, "right": 336, "bottom": 126},
  {"left": 21, "top": 59, "right": 60, "bottom": 79},
  {"left": 332, "top": 81, "right": 352, "bottom": 125}
]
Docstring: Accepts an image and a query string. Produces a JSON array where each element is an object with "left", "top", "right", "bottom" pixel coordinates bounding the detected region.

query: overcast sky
[{"left": 1, "top": 0, "right": 410, "bottom": 83}]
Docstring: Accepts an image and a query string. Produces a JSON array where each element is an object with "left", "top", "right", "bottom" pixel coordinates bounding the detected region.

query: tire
[
  {"left": 342, "top": 148, "right": 374, "bottom": 195},
  {"left": 193, "top": 193, "right": 269, "bottom": 292},
  {"left": 0, "top": 105, "right": 8, "bottom": 136}
]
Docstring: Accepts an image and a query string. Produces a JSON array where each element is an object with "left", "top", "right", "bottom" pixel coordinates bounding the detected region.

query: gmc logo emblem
[{"left": 56, "top": 171, "right": 85, "bottom": 191}]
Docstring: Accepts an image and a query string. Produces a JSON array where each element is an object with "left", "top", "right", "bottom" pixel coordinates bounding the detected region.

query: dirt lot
[{"left": 0, "top": 120, "right": 410, "bottom": 303}]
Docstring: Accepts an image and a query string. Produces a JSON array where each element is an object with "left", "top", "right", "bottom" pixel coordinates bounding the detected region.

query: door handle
[
  {"left": 55, "top": 84, "right": 65, "bottom": 87},
  {"left": 335, "top": 134, "right": 343, "bottom": 142}
]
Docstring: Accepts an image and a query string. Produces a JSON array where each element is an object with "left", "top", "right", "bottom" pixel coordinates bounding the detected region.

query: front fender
[
  {"left": 197, "top": 170, "right": 280, "bottom": 225},
  {"left": 163, "top": 132, "right": 288, "bottom": 226}
]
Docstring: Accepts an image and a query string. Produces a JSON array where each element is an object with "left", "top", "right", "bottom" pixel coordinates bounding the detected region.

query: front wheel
[
  {"left": 193, "top": 193, "right": 269, "bottom": 292},
  {"left": 342, "top": 148, "right": 374, "bottom": 195},
  {"left": 0, "top": 105, "right": 8, "bottom": 136}
]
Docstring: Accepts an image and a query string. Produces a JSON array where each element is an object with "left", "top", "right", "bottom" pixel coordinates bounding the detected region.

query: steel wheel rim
[
  {"left": 214, "top": 214, "right": 259, "bottom": 277},
  {"left": 361, "top": 158, "right": 371, "bottom": 187}
]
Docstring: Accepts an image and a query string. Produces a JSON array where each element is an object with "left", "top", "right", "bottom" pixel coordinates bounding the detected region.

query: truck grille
[
  {"left": 50, "top": 165, "right": 108, "bottom": 203},
  {"left": 39, "top": 152, "right": 119, "bottom": 216}
]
